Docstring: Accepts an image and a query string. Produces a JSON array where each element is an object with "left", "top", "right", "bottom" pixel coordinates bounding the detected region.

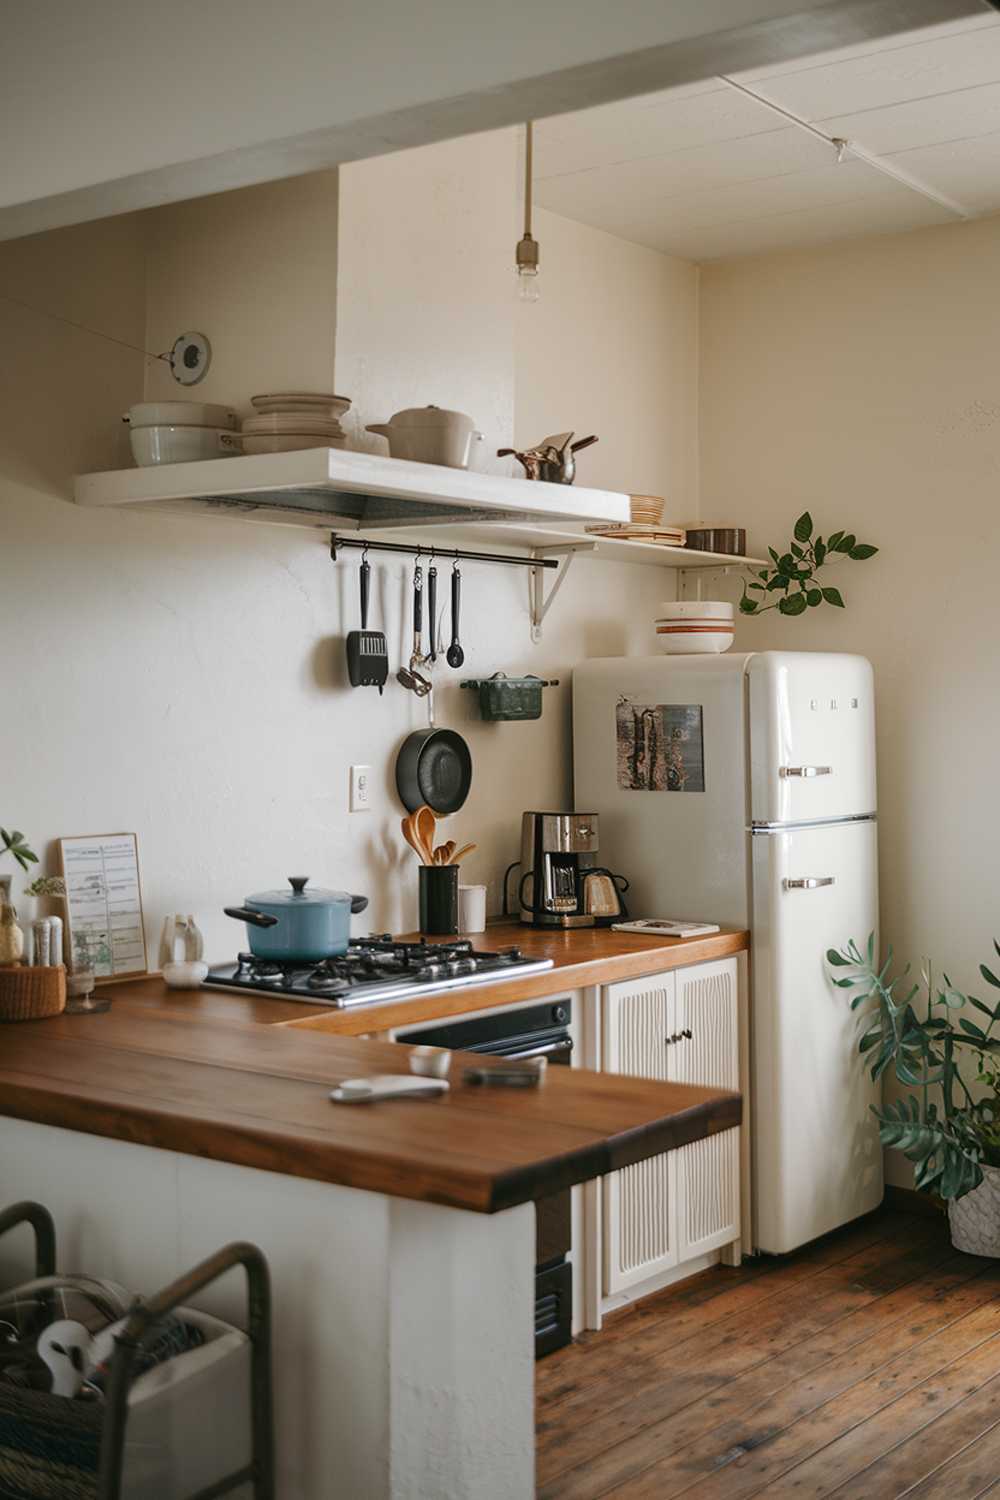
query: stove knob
[
  {"left": 447, "top": 958, "right": 478, "bottom": 976},
  {"left": 552, "top": 1004, "right": 568, "bottom": 1025}
]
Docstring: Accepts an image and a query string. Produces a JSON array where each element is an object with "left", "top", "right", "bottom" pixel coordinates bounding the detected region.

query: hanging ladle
[{"left": 446, "top": 561, "right": 464, "bottom": 669}]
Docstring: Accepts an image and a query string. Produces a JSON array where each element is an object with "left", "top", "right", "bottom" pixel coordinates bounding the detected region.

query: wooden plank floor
[{"left": 537, "top": 1206, "right": 1000, "bottom": 1500}]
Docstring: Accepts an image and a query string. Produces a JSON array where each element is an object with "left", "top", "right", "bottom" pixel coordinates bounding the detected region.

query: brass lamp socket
[{"left": 516, "top": 233, "right": 540, "bottom": 273}]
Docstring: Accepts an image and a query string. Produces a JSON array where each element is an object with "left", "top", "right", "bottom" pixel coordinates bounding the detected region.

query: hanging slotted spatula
[{"left": 346, "top": 555, "right": 389, "bottom": 693}]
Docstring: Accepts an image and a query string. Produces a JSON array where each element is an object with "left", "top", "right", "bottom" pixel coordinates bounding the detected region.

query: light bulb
[{"left": 518, "top": 266, "right": 540, "bottom": 303}]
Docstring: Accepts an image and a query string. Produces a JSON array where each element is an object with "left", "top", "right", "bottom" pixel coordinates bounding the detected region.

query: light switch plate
[{"left": 349, "top": 764, "right": 372, "bottom": 812}]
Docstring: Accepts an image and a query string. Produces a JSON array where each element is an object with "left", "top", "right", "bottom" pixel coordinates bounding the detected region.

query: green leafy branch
[
  {"left": 1, "top": 828, "right": 38, "bottom": 873},
  {"left": 828, "top": 935, "right": 1000, "bottom": 1200},
  {"left": 741, "top": 512, "right": 877, "bottom": 617}
]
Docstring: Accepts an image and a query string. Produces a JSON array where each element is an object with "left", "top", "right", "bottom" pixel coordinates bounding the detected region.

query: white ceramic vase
[{"left": 948, "top": 1164, "right": 1000, "bottom": 1256}]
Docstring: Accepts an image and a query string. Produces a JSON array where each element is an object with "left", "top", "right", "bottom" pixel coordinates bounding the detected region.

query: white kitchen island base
[{"left": 0, "top": 1118, "right": 535, "bottom": 1499}]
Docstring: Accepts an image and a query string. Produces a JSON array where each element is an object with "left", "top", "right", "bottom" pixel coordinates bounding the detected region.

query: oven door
[{"left": 395, "top": 1000, "right": 574, "bottom": 1356}]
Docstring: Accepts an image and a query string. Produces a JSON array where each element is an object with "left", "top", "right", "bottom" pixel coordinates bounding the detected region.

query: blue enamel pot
[{"left": 224, "top": 877, "right": 368, "bottom": 961}]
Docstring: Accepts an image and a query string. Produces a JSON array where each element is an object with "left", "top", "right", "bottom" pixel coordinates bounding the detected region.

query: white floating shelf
[
  {"left": 395, "top": 519, "right": 765, "bottom": 570},
  {"left": 73, "top": 447, "right": 631, "bottom": 533}
]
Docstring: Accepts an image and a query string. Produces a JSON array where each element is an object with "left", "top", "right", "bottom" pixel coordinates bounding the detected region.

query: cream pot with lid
[{"left": 366, "top": 406, "right": 483, "bottom": 469}]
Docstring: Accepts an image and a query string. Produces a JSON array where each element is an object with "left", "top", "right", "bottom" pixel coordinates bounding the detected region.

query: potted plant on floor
[{"left": 829, "top": 935, "right": 1000, "bottom": 1254}]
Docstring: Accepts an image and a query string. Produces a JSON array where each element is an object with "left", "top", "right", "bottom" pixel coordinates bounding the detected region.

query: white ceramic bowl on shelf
[
  {"left": 130, "top": 425, "right": 242, "bottom": 467},
  {"left": 242, "top": 432, "right": 346, "bottom": 455},
  {"left": 125, "top": 401, "right": 239, "bottom": 430},
  {"left": 654, "top": 599, "right": 734, "bottom": 654}
]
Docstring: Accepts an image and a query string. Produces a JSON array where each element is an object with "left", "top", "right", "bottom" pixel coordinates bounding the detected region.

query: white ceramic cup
[{"left": 458, "top": 884, "right": 487, "bottom": 934}]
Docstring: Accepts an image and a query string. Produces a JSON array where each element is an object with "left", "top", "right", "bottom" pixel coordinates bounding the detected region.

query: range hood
[{"left": 73, "top": 447, "right": 631, "bottom": 533}]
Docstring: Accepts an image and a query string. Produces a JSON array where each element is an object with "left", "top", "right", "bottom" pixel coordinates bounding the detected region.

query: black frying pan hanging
[{"left": 395, "top": 727, "right": 472, "bottom": 815}]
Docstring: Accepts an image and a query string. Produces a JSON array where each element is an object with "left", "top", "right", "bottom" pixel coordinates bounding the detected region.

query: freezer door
[
  {"left": 748, "top": 653, "right": 876, "bottom": 826},
  {"left": 573, "top": 655, "right": 753, "bottom": 928},
  {"left": 751, "top": 818, "right": 882, "bottom": 1254}
]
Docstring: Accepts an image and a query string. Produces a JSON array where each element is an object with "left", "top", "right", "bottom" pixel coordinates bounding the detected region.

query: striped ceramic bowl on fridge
[{"left": 654, "top": 600, "right": 734, "bottom": 654}]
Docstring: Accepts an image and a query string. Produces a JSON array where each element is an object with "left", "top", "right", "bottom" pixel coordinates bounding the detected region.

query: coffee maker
[{"left": 518, "top": 812, "right": 601, "bottom": 927}]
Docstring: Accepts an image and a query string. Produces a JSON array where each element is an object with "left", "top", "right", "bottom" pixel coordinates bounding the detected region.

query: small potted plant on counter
[{"left": 830, "top": 935, "right": 1000, "bottom": 1254}]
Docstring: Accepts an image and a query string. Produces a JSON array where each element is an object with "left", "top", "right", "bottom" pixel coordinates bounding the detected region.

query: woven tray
[{"left": 0, "top": 964, "right": 66, "bottom": 1022}]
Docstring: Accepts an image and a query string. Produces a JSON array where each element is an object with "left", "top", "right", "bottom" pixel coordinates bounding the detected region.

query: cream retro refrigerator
[{"left": 573, "top": 651, "right": 883, "bottom": 1254}]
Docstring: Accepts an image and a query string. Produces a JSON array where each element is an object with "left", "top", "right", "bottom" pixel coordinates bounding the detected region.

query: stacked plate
[
  {"left": 654, "top": 600, "right": 734, "bottom": 655},
  {"left": 125, "top": 401, "right": 242, "bottom": 467},
  {"left": 242, "top": 392, "right": 351, "bottom": 454}
]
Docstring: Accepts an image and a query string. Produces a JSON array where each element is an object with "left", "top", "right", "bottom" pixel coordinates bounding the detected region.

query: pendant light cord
[
  {"left": 0, "top": 289, "right": 172, "bottom": 364},
  {"left": 524, "top": 121, "right": 533, "bottom": 238}
]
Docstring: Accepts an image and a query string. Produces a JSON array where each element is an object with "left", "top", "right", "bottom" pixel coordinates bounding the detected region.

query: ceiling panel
[
  {"left": 538, "top": 156, "right": 922, "bottom": 247},
  {"left": 660, "top": 192, "right": 953, "bottom": 261},
  {"left": 735, "top": 24, "right": 1000, "bottom": 119},
  {"left": 886, "top": 128, "right": 1000, "bottom": 207},
  {"left": 536, "top": 126, "right": 833, "bottom": 210},
  {"left": 820, "top": 79, "right": 1000, "bottom": 154},
  {"left": 531, "top": 13, "right": 1000, "bottom": 262},
  {"left": 532, "top": 85, "right": 782, "bottom": 179}
]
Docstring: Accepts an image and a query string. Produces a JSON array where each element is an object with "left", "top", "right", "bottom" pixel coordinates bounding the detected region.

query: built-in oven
[{"left": 395, "top": 998, "right": 574, "bottom": 1358}]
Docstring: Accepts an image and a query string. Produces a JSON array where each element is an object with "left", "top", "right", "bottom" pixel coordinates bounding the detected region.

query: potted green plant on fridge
[{"left": 829, "top": 935, "right": 1000, "bottom": 1254}]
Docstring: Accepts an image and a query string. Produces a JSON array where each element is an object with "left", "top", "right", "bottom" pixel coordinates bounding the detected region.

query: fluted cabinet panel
[{"left": 602, "top": 960, "right": 740, "bottom": 1298}]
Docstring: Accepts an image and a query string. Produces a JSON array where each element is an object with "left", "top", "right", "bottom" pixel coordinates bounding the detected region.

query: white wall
[
  {"left": 334, "top": 134, "right": 514, "bottom": 469},
  {"left": 699, "top": 214, "right": 1000, "bottom": 1182},
  {"left": 144, "top": 172, "right": 339, "bottom": 409},
  {"left": 515, "top": 206, "right": 699, "bottom": 518},
  {"left": 1, "top": 137, "right": 696, "bottom": 967}
]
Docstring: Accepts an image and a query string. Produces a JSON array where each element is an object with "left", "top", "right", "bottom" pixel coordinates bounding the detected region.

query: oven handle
[{"left": 500, "top": 1037, "right": 573, "bottom": 1062}]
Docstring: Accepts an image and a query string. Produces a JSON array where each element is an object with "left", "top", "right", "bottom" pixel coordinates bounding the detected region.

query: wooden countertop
[{"left": 0, "top": 925, "right": 746, "bottom": 1214}]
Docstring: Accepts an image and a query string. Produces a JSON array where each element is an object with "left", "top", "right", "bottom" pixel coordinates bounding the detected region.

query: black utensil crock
[{"left": 419, "top": 866, "right": 459, "bottom": 936}]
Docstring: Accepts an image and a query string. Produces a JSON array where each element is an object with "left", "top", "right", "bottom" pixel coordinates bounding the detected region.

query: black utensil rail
[{"left": 329, "top": 535, "right": 559, "bottom": 571}]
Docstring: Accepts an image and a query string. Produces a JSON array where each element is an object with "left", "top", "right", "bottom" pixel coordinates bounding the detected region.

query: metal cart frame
[{"left": 0, "top": 1201, "right": 275, "bottom": 1500}]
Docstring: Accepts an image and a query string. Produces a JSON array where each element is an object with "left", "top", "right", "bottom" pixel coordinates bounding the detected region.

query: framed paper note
[{"left": 59, "top": 834, "right": 149, "bottom": 981}]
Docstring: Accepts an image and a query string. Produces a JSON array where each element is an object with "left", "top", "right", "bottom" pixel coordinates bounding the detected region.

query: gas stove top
[{"left": 202, "top": 936, "right": 554, "bottom": 1009}]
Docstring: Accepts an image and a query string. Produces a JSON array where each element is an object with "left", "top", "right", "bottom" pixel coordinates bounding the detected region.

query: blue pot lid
[{"left": 247, "top": 877, "right": 351, "bottom": 907}]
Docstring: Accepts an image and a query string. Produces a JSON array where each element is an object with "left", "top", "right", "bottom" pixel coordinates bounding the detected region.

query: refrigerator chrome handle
[
  {"left": 783, "top": 877, "right": 836, "bottom": 891},
  {"left": 779, "top": 765, "right": 832, "bottom": 778}
]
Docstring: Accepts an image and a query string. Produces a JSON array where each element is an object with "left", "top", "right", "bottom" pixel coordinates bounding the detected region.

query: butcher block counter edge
[{"left": 0, "top": 927, "right": 746, "bottom": 1214}]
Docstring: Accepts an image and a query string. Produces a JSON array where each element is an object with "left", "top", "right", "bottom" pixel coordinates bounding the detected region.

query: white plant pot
[{"left": 948, "top": 1164, "right": 1000, "bottom": 1256}]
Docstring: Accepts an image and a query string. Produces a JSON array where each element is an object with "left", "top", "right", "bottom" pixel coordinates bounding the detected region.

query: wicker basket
[{"left": 0, "top": 965, "right": 66, "bottom": 1022}]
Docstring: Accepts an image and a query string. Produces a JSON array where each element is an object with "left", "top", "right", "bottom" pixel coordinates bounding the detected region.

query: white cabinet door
[
  {"left": 671, "top": 959, "right": 741, "bottom": 1260},
  {"left": 602, "top": 972, "right": 678, "bottom": 1295}
]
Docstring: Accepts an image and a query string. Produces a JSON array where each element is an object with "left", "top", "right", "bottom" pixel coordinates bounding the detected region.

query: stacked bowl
[
  {"left": 242, "top": 392, "right": 351, "bottom": 454},
  {"left": 654, "top": 599, "right": 734, "bottom": 654},
  {"left": 125, "top": 401, "right": 241, "bottom": 467},
  {"left": 630, "top": 495, "right": 665, "bottom": 526}
]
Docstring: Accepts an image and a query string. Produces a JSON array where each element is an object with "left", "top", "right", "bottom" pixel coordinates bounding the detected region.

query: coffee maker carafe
[{"left": 519, "top": 812, "right": 599, "bottom": 927}]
